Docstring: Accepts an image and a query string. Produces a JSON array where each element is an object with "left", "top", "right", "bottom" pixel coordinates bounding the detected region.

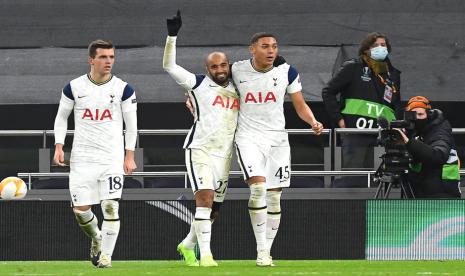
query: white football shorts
[
  {"left": 235, "top": 142, "right": 291, "bottom": 189},
  {"left": 185, "top": 149, "right": 230, "bottom": 203},
  {"left": 69, "top": 162, "right": 124, "bottom": 206}
]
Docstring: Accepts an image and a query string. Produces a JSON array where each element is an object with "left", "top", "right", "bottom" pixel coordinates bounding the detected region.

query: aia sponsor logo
[
  {"left": 82, "top": 108, "right": 113, "bottom": 120},
  {"left": 212, "top": 96, "right": 240, "bottom": 110},
  {"left": 244, "top": 92, "right": 276, "bottom": 103}
]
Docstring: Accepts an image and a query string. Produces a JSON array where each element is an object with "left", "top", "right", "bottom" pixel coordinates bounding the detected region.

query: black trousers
[{"left": 340, "top": 134, "right": 378, "bottom": 169}]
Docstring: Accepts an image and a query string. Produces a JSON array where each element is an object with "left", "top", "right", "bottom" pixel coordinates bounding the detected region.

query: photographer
[{"left": 395, "top": 96, "right": 461, "bottom": 198}]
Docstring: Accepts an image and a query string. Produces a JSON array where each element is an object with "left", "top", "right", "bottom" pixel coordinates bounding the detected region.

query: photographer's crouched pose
[{"left": 396, "top": 96, "right": 461, "bottom": 198}]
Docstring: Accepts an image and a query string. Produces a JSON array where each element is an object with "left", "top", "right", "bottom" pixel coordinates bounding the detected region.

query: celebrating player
[
  {"left": 163, "top": 11, "right": 239, "bottom": 267},
  {"left": 53, "top": 40, "right": 138, "bottom": 268},
  {"left": 232, "top": 33, "right": 323, "bottom": 266}
]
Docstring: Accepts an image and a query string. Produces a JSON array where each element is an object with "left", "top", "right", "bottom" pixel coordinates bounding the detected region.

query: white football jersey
[
  {"left": 58, "top": 74, "right": 137, "bottom": 165},
  {"left": 163, "top": 36, "right": 238, "bottom": 158},
  {"left": 184, "top": 75, "right": 239, "bottom": 158},
  {"left": 232, "top": 59, "right": 302, "bottom": 146}
]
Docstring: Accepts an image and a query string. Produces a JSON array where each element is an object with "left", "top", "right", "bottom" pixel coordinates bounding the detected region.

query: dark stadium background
[
  {"left": 0, "top": 0, "right": 465, "bottom": 261},
  {"left": 1, "top": 0, "right": 464, "bottom": 179}
]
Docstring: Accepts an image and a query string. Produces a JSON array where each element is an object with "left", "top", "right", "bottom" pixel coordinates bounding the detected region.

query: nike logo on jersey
[
  {"left": 257, "top": 222, "right": 265, "bottom": 226},
  {"left": 78, "top": 95, "right": 87, "bottom": 98},
  {"left": 244, "top": 92, "right": 277, "bottom": 103},
  {"left": 202, "top": 231, "right": 211, "bottom": 234},
  {"left": 239, "top": 80, "right": 247, "bottom": 83},
  {"left": 109, "top": 190, "right": 119, "bottom": 194},
  {"left": 209, "top": 84, "right": 218, "bottom": 87},
  {"left": 82, "top": 108, "right": 113, "bottom": 121},
  {"left": 106, "top": 232, "right": 117, "bottom": 235}
]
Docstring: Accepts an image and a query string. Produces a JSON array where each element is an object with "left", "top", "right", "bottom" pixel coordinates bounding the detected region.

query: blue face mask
[{"left": 370, "top": 46, "right": 388, "bottom": 61}]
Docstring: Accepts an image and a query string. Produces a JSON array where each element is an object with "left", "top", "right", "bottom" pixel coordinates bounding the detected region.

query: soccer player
[
  {"left": 232, "top": 33, "right": 323, "bottom": 266},
  {"left": 163, "top": 11, "right": 239, "bottom": 267},
  {"left": 53, "top": 40, "right": 137, "bottom": 268}
]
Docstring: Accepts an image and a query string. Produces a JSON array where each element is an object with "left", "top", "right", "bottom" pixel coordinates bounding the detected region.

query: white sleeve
[
  {"left": 123, "top": 110, "right": 137, "bottom": 151},
  {"left": 162, "top": 36, "right": 198, "bottom": 90},
  {"left": 54, "top": 93, "right": 74, "bottom": 145},
  {"left": 122, "top": 88, "right": 137, "bottom": 113}
]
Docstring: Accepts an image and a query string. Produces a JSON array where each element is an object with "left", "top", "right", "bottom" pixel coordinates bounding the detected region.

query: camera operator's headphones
[{"left": 406, "top": 96, "right": 432, "bottom": 111}]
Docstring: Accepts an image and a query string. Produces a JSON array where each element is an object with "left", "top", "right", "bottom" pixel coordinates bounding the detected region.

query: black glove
[
  {"left": 273, "top": 55, "right": 286, "bottom": 67},
  {"left": 167, "top": 10, "right": 182, "bottom": 36}
]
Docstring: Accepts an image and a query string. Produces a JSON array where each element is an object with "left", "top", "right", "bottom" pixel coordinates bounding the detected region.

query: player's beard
[{"left": 211, "top": 72, "right": 229, "bottom": 86}]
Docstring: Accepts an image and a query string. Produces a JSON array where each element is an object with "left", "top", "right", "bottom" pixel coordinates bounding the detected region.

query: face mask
[
  {"left": 414, "top": 118, "right": 429, "bottom": 132},
  {"left": 370, "top": 46, "right": 388, "bottom": 61}
]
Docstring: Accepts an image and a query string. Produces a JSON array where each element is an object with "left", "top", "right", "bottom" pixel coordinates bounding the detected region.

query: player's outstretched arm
[
  {"left": 162, "top": 10, "right": 197, "bottom": 90},
  {"left": 290, "top": 92, "right": 324, "bottom": 135}
]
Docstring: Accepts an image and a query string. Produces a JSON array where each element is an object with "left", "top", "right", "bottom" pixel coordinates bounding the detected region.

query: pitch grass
[{"left": 1, "top": 260, "right": 465, "bottom": 275}]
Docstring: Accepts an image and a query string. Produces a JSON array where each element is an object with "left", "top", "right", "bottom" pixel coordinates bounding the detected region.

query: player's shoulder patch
[
  {"left": 62, "top": 82, "right": 74, "bottom": 100},
  {"left": 288, "top": 65, "right": 299, "bottom": 84},
  {"left": 122, "top": 84, "right": 135, "bottom": 101},
  {"left": 192, "top": 74, "right": 206, "bottom": 90}
]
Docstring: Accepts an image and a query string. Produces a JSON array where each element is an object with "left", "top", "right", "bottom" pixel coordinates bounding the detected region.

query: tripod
[{"left": 373, "top": 160, "right": 415, "bottom": 199}]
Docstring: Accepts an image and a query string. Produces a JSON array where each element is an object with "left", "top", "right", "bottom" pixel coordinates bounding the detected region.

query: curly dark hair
[{"left": 358, "top": 32, "right": 391, "bottom": 56}]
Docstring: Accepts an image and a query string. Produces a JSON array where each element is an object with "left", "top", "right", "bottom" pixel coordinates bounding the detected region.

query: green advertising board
[{"left": 367, "top": 200, "right": 465, "bottom": 260}]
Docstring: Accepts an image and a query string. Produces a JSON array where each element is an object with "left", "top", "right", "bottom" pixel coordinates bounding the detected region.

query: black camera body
[
  {"left": 374, "top": 111, "right": 417, "bottom": 198},
  {"left": 376, "top": 111, "right": 417, "bottom": 173}
]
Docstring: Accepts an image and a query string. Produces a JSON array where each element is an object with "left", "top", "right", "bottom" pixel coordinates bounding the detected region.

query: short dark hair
[
  {"left": 250, "top": 32, "right": 277, "bottom": 45},
  {"left": 358, "top": 32, "right": 391, "bottom": 56},
  {"left": 88, "top": 40, "right": 115, "bottom": 58}
]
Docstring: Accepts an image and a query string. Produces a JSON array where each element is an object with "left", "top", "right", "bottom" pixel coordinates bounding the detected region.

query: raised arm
[{"left": 162, "top": 10, "right": 198, "bottom": 90}]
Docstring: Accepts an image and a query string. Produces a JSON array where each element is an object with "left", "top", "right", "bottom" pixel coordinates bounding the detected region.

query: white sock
[
  {"left": 74, "top": 208, "right": 101, "bottom": 240},
  {"left": 101, "top": 220, "right": 120, "bottom": 257},
  {"left": 266, "top": 190, "right": 282, "bottom": 253},
  {"left": 101, "top": 200, "right": 120, "bottom": 257},
  {"left": 182, "top": 221, "right": 197, "bottom": 249},
  {"left": 248, "top": 183, "right": 267, "bottom": 252},
  {"left": 266, "top": 213, "right": 281, "bottom": 252},
  {"left": 193, "top": 207, "right": 212, "bottom": 258}
]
